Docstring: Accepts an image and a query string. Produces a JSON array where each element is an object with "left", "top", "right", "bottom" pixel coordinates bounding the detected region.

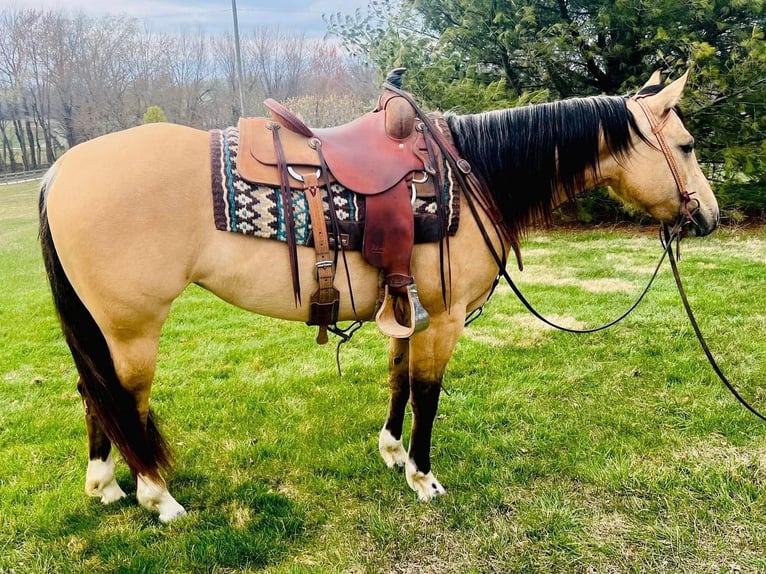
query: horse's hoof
[
  {"left": 378, "top": 428, "right": 407, "bottom": 468},
  {"left": 98, "top": 481, "right": 128, "bottom": 504},
  {"left": 136, "top": 475, "right": 187, "bottom": 522},
  {"left": 158, "top": 502, "right": 187, "bottom": 523},
  {"left": 405, "top": 459, "right": 446, "bottom": 501},
  {"left": 85, "top": 457, "right": 127, "bottom": 504}
]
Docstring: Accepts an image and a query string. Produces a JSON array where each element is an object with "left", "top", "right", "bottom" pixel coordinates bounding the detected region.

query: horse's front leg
[
  {"left": 379, "top": 337, "right": 410, "bottom": 467},
  {"left": 405, "top": 310, "right": 464, "bottom": 501}
]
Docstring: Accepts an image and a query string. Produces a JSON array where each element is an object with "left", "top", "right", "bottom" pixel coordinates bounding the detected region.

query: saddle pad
[{"left": 210, "top": 127, "right": 459, "bottom": 249}]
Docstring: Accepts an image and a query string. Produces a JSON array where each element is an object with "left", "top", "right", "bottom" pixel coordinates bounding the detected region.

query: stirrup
[{"left": 375, "top": 283, "right": 430, "bottom": 338}]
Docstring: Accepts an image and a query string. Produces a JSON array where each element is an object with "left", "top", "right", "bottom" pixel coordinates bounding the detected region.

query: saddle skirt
[{"left": 209, "top": 126, "right": 459, "bottom": 249}]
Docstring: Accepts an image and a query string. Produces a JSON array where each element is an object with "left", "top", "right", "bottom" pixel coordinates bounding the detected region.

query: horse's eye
[{"left": 680, "top": 140, "right": 695, "bottom": 154}]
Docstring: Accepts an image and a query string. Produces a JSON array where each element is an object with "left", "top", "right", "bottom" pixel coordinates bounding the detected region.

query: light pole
[{"left": 231, "top": 0, "right": 246, "bottom": 116}]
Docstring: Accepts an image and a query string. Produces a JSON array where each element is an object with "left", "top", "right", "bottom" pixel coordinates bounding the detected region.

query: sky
[{"left": 7, "top": 0, "right": 369, "bottom": 37}]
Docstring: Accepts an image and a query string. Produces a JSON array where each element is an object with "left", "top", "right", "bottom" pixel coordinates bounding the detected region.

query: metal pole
[{"left": 231, "top": 0, "right": 246, "bottom": 116}]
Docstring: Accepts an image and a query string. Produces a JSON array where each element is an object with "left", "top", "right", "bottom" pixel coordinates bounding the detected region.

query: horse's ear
[
  {"left": 644, "top": 69, "right": 690, "bottom": 116},
  {"left": 640, "top": 69, "right": 663, "bottom": 91}
]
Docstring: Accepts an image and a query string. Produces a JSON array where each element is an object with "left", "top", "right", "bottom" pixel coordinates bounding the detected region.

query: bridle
[
  {"left": 636, "top": 95, "right": 766, "bottom": 423},
  {"left": 633, "top": 95, "right": 701, "bottom": 226}
]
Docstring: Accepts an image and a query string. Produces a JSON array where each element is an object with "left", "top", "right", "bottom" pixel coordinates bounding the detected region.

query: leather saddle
[
  {"left": 239, "top": 95, "right": 435, "bottom": 194},
  {"left": 236, "top": 85, "right": 437, "bottom": 341}
]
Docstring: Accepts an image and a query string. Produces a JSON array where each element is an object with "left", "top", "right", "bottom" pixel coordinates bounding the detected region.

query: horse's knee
[{"left": 136, "top": 474, "right": 187, "bottom": 522}]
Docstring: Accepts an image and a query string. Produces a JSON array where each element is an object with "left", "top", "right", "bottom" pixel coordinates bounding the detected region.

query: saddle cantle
[{"left": 235, "top": 74, "right": 441, "bottom": 341}]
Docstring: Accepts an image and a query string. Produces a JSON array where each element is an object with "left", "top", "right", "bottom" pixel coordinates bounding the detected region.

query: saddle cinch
[{"left": 236, "top": 86, "right": 437, "bottom": 343}]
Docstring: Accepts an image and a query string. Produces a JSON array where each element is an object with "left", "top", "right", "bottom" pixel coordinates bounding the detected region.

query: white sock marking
[
  {"left": 378, "top": 427, "right": 408, "bottom": 468},
  {"left": 136, "top": 474, "right": 187, "bottom": 522},
  {"left": 85, "top": 455, "right": 127, "bottom": 504},
  {"left": 405, "top": 458, "right": 446, "bottom": 501}
]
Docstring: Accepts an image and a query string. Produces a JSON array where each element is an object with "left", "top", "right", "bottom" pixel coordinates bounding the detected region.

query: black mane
[{"left": 445, "top": 96, "right": 641, "bottom": 236}]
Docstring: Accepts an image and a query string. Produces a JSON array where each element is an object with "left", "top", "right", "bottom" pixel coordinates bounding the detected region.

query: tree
[
  {"left": 327, "top": 0, "right": 766, "bottom": 215},
  {"left": 142, "top": 105, "right": 168, "bottom": 124}
]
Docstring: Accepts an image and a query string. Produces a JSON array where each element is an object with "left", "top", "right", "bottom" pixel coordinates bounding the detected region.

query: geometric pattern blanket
[{"left": 210, "top": 127, "right": 459, "bottom": 250}]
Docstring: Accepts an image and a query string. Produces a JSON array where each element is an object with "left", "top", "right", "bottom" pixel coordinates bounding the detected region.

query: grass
[{"left": 1, "top": 180, "right": 766, "bottom": 573}]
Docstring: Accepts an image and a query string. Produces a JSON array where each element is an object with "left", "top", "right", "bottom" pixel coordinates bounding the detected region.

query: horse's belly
[{"left": 192, "top": 232, "right": 381, "bottom": 322}]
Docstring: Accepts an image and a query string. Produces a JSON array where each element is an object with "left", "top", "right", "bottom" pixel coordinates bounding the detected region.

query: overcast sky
[{"left": 8, "top": 0, "right": 368, "bottom": 37}]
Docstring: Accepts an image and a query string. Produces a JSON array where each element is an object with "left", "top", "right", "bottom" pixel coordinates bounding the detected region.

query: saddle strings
[
  {"left": 270, "top": 123, "right": 302, "bottom": 305},
  {"left": 423, "top": 121, "right": 453, "bottom": 311},
  {"left": 314, "top": 142, "right": 359, "bottom": 321}
]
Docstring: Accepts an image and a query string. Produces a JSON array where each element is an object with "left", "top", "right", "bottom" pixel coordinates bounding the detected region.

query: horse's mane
[{"left": 445, "top": 95, "right": 642, "bottom": 238}]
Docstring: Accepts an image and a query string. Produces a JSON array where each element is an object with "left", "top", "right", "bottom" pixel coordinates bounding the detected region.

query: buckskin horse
[{"left": 39, "top": 70, "right": 718, "bottom": 521}]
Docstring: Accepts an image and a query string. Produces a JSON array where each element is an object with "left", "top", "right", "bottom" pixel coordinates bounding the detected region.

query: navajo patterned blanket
[{"left": 210, "top": 127, "right": 459, "bottom": 250}]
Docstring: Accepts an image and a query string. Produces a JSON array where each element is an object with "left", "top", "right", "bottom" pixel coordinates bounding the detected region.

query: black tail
[{"left": 39, "top": 171, "right": 172, "bottom": 480}]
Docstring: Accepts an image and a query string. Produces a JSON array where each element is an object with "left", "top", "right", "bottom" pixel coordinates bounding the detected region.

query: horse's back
[{"left": 56, "top": 123, "right": 209, "bottom": 184}]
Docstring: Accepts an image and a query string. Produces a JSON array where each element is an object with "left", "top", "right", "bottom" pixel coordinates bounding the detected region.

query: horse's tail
[{"left": 39, "top": 165, "right": 171, "bottom": 480}]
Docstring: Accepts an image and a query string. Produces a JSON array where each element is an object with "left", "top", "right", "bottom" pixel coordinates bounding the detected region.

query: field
[{"left": 1, "top": 180, "right": 765, "bottom": 573}]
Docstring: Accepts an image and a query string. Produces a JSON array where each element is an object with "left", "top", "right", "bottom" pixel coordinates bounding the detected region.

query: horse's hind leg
[
  {"left": 379, "top": 337, "right": 410, "bottom": 467},
  {"left": 106, "top": 332, "right": 188, "bottom": 522},
  {"left": 77, "top": 377, "right": 127, "bottom": 504},
  {"left": 405, "top": 311, "right": 464, "bottom": 500}
]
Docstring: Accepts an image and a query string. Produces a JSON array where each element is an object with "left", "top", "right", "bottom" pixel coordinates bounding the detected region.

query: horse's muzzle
[{"left": 684, "top": 205, "right": 720, "bottom": 237}]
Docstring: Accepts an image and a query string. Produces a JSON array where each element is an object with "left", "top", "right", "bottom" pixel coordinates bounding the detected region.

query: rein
[
  {"left": 639, "top": 97, "right": 766, "bottom": 421},
  {"left": 493, "top": 243, "right": 669, "bottom": 333},
  {"left": 662, "top": 224, "right": 766, "bottom": 423}
]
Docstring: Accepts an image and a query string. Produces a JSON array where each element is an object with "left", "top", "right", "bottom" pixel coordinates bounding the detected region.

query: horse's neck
[{"left": 547, "top": 137, "right": 622, "bottom": 210}]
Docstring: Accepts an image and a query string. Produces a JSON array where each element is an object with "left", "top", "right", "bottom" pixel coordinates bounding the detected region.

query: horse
[{"left": 39, "top": 71, "right": 718, "bottom": 521}]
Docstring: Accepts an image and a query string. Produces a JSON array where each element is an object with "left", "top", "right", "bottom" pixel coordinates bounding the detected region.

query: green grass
[{"left": 2, "top": 180, "right": 766, "bottom": 573}]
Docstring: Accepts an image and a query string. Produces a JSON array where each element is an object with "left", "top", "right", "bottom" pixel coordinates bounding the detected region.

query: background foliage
[
  {"left": 0, "top": 3, "right": 763, "bottom": 220},
  {"left": 327, "top": 0, "right": 766, "bottom": 219},
  {"left": 0, "top": 9, "right": 378, "bottom": 173}
]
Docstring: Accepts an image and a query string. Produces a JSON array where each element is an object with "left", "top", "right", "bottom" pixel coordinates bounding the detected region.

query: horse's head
[{"left": 608, "top": 71, "right": 719, "bottom": 236}]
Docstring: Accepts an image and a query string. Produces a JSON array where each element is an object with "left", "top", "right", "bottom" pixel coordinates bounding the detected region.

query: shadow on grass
[{"left": 46, "top": 476, "right": 309, "bottom": 573}]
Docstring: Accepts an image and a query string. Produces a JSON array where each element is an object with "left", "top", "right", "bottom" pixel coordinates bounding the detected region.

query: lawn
[{"left": 1, "top": 180, "right": 765, "bottom": 573}]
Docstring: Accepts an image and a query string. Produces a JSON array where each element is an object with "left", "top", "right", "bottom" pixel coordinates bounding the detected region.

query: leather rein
[
  {"left": 637, "top": 96, "right": 766, "bottom": 422},
  {"left": 387, "top": 81, "right": 765, "bottom": 422}
]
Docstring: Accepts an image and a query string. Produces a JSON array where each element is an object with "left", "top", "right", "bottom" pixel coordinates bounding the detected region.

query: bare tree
[
  {"left": 248, "top": 26, "right": 308, "bottom": 101},
  {"left": 158, "top": 28, "right": 212, "bottom": 126},
  {"left": 0, "top": 7, "right": 388, "bottom": 171},
  {"left": 0, "top": 8, "right": 39, "bottom": 169}
]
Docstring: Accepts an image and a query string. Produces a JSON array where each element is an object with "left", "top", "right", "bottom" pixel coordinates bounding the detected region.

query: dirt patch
[
  {"left": 672, "top": 435, "right": 766, "bottom": 479},
  {"left": 464, "top": 312, "right": 585, "bottom": 348},
  {"left": 514, "top": 265, "right": 636, "bottom": 293}
]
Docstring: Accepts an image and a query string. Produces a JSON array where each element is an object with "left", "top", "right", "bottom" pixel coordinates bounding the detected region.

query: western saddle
[{"left": 236, "top": 69, "right": 440, "bottom": 343}]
